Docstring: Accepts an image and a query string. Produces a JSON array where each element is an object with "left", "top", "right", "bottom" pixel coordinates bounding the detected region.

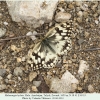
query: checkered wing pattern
[{"left": 27, "top": 20, "right": 73, "bottom": 70}]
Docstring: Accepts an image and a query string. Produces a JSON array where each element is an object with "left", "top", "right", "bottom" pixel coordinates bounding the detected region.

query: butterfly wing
[
  {"left": 45, "top": 21, "right": 73, "bottom": 55},
  {"left": 27, "top": 21, "right": 73, "bottom": 70}
]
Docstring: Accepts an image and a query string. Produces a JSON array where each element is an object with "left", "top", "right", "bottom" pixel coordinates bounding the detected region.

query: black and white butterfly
[{"left": 27, "top": 20, "right": 73, "bottom": 70}]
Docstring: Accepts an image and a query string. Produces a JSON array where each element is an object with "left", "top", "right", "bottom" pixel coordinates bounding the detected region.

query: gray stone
[
  {"left": 0, "top": 69, "right": 6, "bottom": 77},
  {"left": 6, "top": 0, "right": 58, "bottom": 28},
  {"left": 33, "top": 81, "right": 41, "bottom": 87},
  {"left": 50, "top": 70, "right": 79, "bottom": 93},
  {"left": 78, "top": 38, "right": 84, "bottom": 45},
  {"left": 4, "top": 79, "right": 9, "bottom": 83},
  {"left": 14, "top": 67, "right": 23, "bottom": 76},
  {"left": 0, "top": 28, "right": 6, "bottom": 37}
]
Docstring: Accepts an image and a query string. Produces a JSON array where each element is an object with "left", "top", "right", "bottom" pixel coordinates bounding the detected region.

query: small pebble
[
  {"left": 33, "top": 81, "right": 41, "bottom": 87},
  {"left": 91, "top": 3, "right": 98, "bottom": 11},
  {"left": 47, "top": 71, "right": 52, "bottom": 76},
  {"left": 71, "top": 59, "right": 77, "bottom": 63},
  {"left": 63, "top": 64, "right": 68, "bottom": 70},
  {"left": 77, "top": 86, "right": 82, "bottom": 91},
  {"left": 29, "top": 72, "right": 37, "bottom": 82},
  {"left": 84, "top": 31, "right": 90, "bottom": 38},
  {"left": 88, "top": 85, "right": 95, "bottom": 93},
  {"left": 77, "top": 17, "right": 82, "bottom": 23},
  {"left": 17, "top": 57, "right": 22, "bottom": 62},
  {"left": 78, "top": 60, "right": 89, "bottom": 78},
  {"left": 78, "top": 38, "right": 84, "bottom": 45},
  {"left": 0, "top": 28, "right": 6, "bottom": 37},
  {"left": 95, "top": 20, "right": 98, "bottom": 25},
  {"left": 83, "top": 11, "right": 88, "bottom": 18},
  {"left": 10, "top": 45, "right": 17, "bottom": 51},
  {"left": 18, "top": 76, "right": 21, "bottom": 81},
  {"left": 75, "top": 2, "right": 82, "bottom": 6},
  {"left": 73, "top": 54, "right": 77, "bottom": 59},
  {"left": 71, "top": 83, "right": 77, "bottom": 92},
  {"left": 68, "top": 60, "right": 72, "bottom": 64},
  {"left": 77, "top": 11, "right": 83, "bottom": 17},
  {"left": 55, "top": 12, "right": 71, "bottom": 22},
  {"left": 7, "top": 74, "right": 12, "bottom": 79},
  {"left": 3, "top": 21, "right": 8, "bottom": 25},
  {"left": 81, "top": 3, "right": 88, "bottom": 11},
  {"left": 32, "top": 86, "right": 38, "bottom": 92},
  {"left": 26, "top": 88, "right": 31, "bottom": 93},
  {"left": 99, "top": 16, "right": 100, "bottom": 21},
  {"left": 57, "top": 7, "right": 65, "bottom": 12},
  {"left": 0, "top": 84, "right": 7, "bottom": 90},
  {"left": 21, "top": 57, "right": 26, "bottom": 61},
  {"left": 0, "top": 69, "right": 6, "bottom": 77},
  {"left": 14, "top": 67, "right": 23, "bottom": 76},
  {"left": 26, "top": 31, "right": 37, "bottom": 41},
  {"left": 5, "top": 79, "right": 9, "bottom": 83},
  {"left": 63, "top": 58, "right": 67, "bottom": 63},
  {"left": 8, "top": 80, "right": 15, "bottom": 85},
  {"left": 0, "top": 76, "right": 3, "bottom": 80},
  {"left": 68, "top": 4, "right": 74, "bottom": 9}
]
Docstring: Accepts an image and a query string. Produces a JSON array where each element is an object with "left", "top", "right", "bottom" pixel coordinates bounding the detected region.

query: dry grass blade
[{"left": 0, "top": 33, "right": 44, "bottom": 41}]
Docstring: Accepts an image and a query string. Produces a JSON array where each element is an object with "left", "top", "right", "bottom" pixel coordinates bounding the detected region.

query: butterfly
[{"left": 27, "top": 20, "right": 73, "bottom": 70}]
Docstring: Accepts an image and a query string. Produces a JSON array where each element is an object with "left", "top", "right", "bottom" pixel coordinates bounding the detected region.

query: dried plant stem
[
  {"left": 80, "top": 48, "right": 100, "bottom": 51},
  {"left": 0, "top": 33, "right": 44, "bottom": 41},
  {"left": 0, "top": 35, "right": 28, "bottom": 41},
  {"left": 71, "top": 48, "right": 100, "bottom": 53}
]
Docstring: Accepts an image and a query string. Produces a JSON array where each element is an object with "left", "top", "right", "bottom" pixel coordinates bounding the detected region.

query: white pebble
[
  {"left": 21, "top": 57, "right": 26, "bottom": 61},
  {"left": 77, "top": 11, "right": 83, "bottom": 17},
  {"left": 3, "top": 21, "right": 8, "bottom": 25},
  {"left": 99, "top": 16, "right": 100, "bottom": 21},
  {"left": 26, "top": 31, "right": 33, "bottom": 36},
  {"left": 26, "top": 31, "right": 37, "bottom": 41},
  {"left": 78, "top": 60, "right": 89, "bottom": 78},
  {"left": 95, "top": 20, "right": 98, "bottom": 25},
  {"left": 7, "top": 74, "right": 12, "bottom": 79},
  {"left": 0, "top": 28, "right": 6, "bottom": 37}
]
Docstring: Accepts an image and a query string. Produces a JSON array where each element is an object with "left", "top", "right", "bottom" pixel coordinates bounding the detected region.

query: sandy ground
[{"left": 0, "top": 1, "right": 100, "bottom": 93}]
